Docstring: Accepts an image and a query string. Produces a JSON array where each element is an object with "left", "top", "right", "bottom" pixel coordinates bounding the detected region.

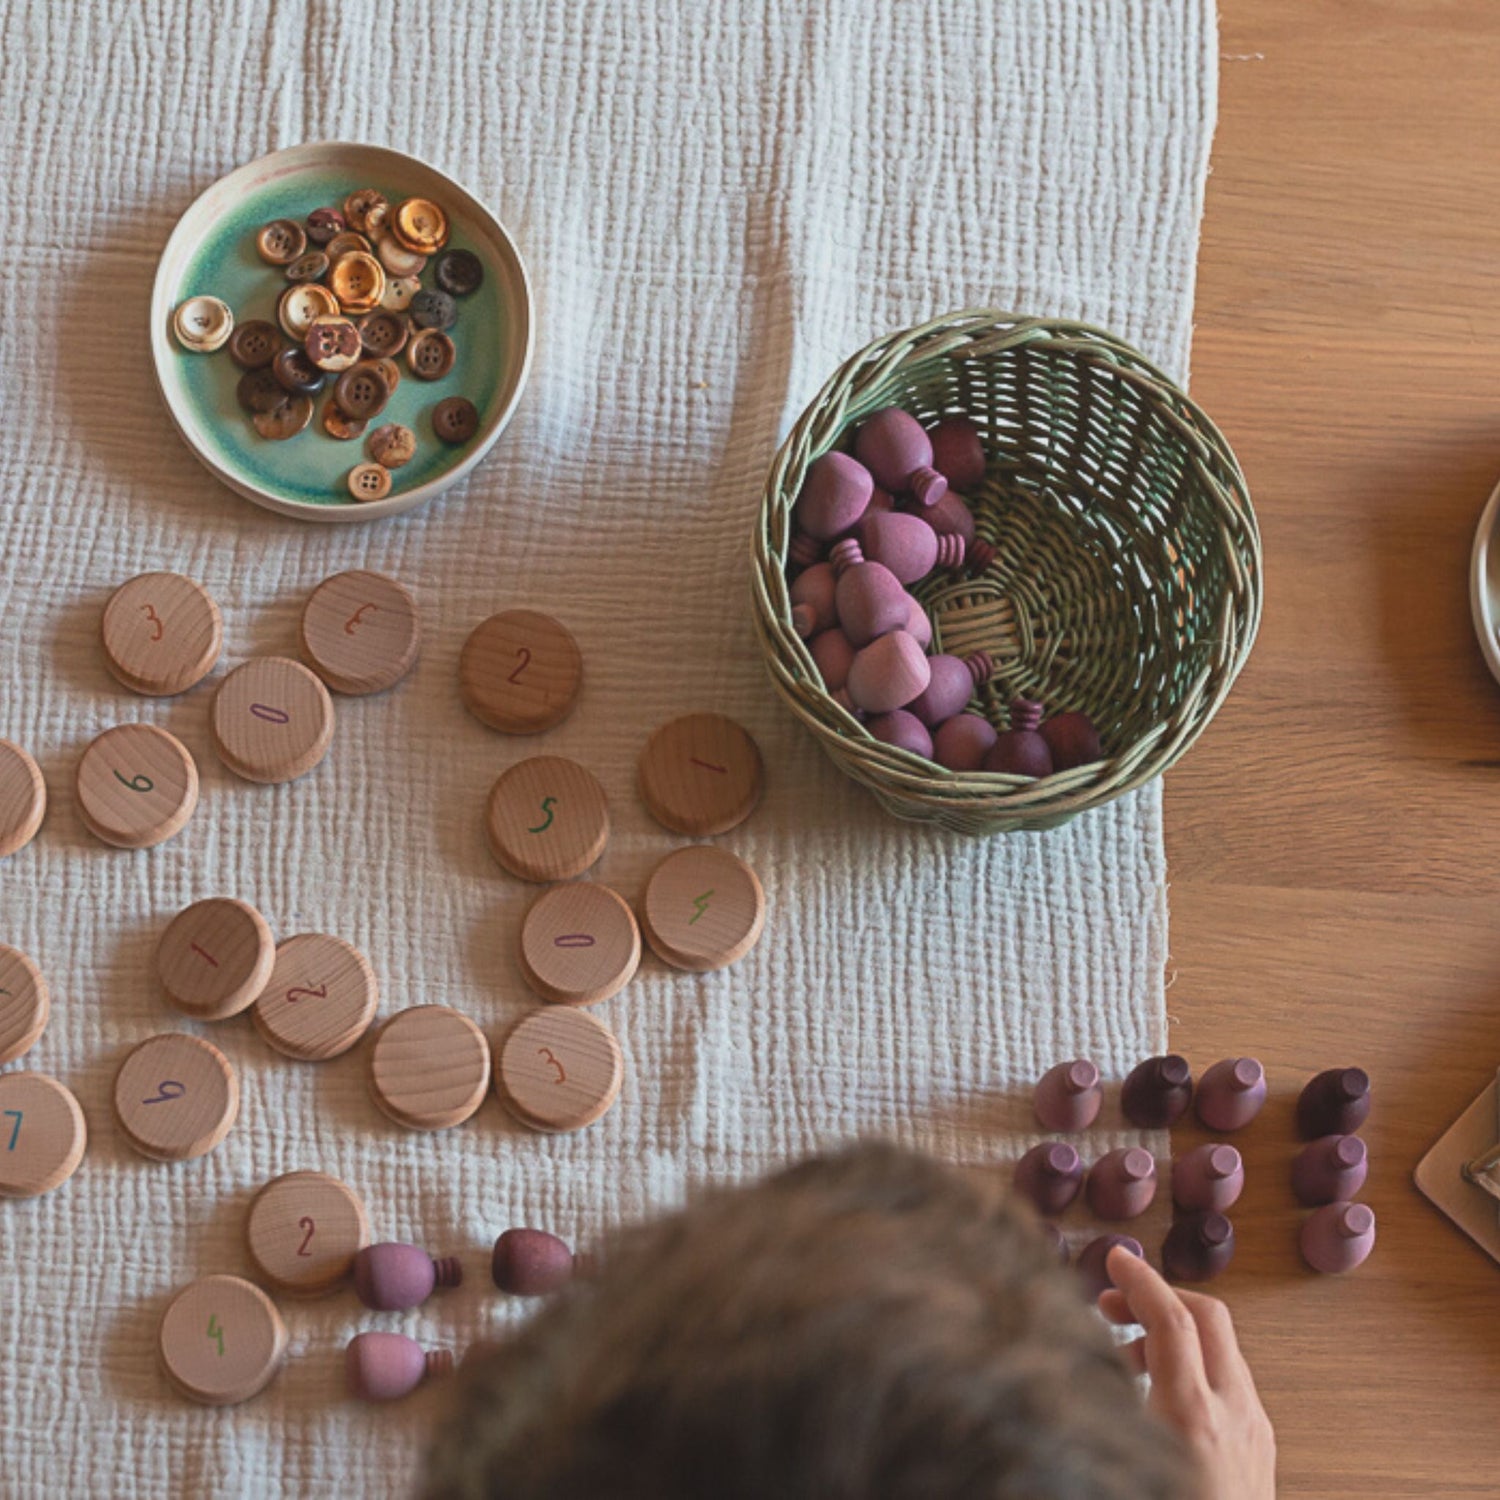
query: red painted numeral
[{"left": 507, "top": 647, "right": 531, "bottom": 683}]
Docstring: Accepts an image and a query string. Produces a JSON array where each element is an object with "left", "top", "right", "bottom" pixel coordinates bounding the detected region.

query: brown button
[
  {"left": 392, "top": 197, "right": 448, "bottom": 254},
  {"left": 277, "top": 282, "right": 338, "bottom": 339},
  {"left": 357, "top": 309, "right": 408, "bottom": 357},
  {"left": 367, "top": 422, "right": 416, "bottom": 468},
  {"left": 101, "top": 572, "right": 222, "bottom": 695},
  {"left": 0, "top": 739, "right": 45, "bottom": 858},
  {"left": 333, "top": 364, "right": 389, "bottom": 421},
  {"left": 329, "top": 251, "right": 386, "bottom": 315},
  {"left": 368, "top": 356, "right": 402, "bottom": 395},
  {"left": 324, "top": 230, "right": 372, "bottom": 261},
  {"left": 432, "top": 396, "right": 478, "bottom": 444},
  {"left": 460, "top": 610, "right": 583, "bottom": 734},
  {"left": 284, "top": 249, "right": 330, "bottom": 283},
  {"left": 380, "top": 274, "right": 421, "bottom": 312},
  {"left": 374, "top": 232, "right": 427, "bottom": 278},
  {"left": 252, "top": 394, "right": 314, "bottom": 441},
  {"left": 158, "top": 897, "right": 276, "bottom": 1021},
  {"left": 305, "top": 316, "right": 362, "bottom": 372},
  {"left": 305, "top": 206, "right": 345, "bottom": 245},
  {"left": 211, "top": 657, "right": 335, "bottom": 784},
  {"left": 75, "top": 723, "right": 199, "bottom": 848},
  {"left": 321, "top": 399, "right": 366, "bottom": 441},
  {"left": 300, "top": 570, "right": 420, "bottom": 695},
  {"left": 227, "top": 320, "right": 283, "bottom": 370},
  {"left": 256, "top": 218, "right": 307, "bottom": 266},
  {"left": 409, "top": 289, "right": 457, "bottom": 331},
  {"left": 433, "top": 248, "right": 484, "bottom": 298},
  {"left": 343, "top": 188, "right": 389, "bottom": 235},
  {"left": 272, "top": 344, "right": 326, "bottom": 395},
  {"left": 0, "top": 945, "right": 49, "bottom": 1064},
  {"left": 407, "top": 329, "right": 455, "bottom": 381},
  {"left": 236, "top": 367, "right": 285, "bottom": 414},
  {"left": 172, "top": 295, "right": 234, "bottom": 352},
  {"left": 347, "top": 463, "right": 392, "bottom": 503}
]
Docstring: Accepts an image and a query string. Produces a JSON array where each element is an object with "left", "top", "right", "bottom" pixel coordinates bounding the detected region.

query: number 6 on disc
[{"left": 75, "top": 724, "right": 199, "bottom": 849}]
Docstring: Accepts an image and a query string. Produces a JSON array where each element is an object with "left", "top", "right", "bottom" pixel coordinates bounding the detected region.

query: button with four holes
[
  {"left": 0, "top": 739, "right": 46, "bottom": 858},
  {"left": 496, "top": 1007, "right": 623, "bottom": 1133},
  {"left": 519, "top": 883, "right": 640, "bottom": 1007},
  {"left": 641, "top": 845, "right": 765, "bottom": 972},
  {"left": 299, "top": 570, "right": 420, "bottom": 696},
  {"left": 368, "top": 1005, "right": 490, "bottom": 1131},
  {"left": 101, "top": 572, "right": 222, "bottom": 696},
  {"left": 252, "top": 933, "right": 378, "bottom": 1062},
  {"left": 114, "top": 1032, "right": 239, "bottom": 1161},
  {"left": 346, "top": 462, "right": 392, "bottom": 503},
  {"left": 0, "top": 945, "right": 48, "bottom": 1064},
  {"left": 159, "top": 1274, "right": 287, "bottom": 1406},
  {"left": 76, "top": 724, "right": 199, "bottom": 849},
  {"left": 246, "top": 1170, "right": 370, "bottom": 1298},
  {"left": 256, "top": 219, "right": 307, "bottom": 266},
  {"left": 0, "top": 1072, "right": 86, "bottom": 1197},
  {"left": 638, "top": 713, "right": 764, "bottom": 835},
  {"left": 406, "top": 328, "right": 455, "bottom": 381},
  {"left": 211, "top": 657, "right": 335, "bottom": 783},
  {"left": 432, "top": 396, "right": 478, "bottom": 444},
  {"left": 460, "top": 610, "right": 582, "bottom": 734},
  {"left": 485, "top": 756, "right": 609, "bottom": 883},
  {"left": 157, "top": 897, "right": 276, "bottom": 1021}
]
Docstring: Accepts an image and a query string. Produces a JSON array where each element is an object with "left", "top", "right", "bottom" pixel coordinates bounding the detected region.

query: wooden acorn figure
[
  {"left": 1295, "top": 1067, "right": 1371, "bottom": 1139},
  {"left": 1121, "top": 1054, "right": 1194, "bottom": 1128},
  {"left": 933, "top": 712, "right": 998, "bottom": 771},
  {"left": 854, "top": 407, "right": 948, "bottom": 506},
  {"left": 1033, "top": 1058, "right": 1103, "bottom": 1132},
  {"left": 1172, "top": 1143, "right": 1245, "bottom": 1213},
  {"left": 1075, "top": 1234, "right": 1143, "bottom": 1301},
  {"left": 492, "top": 1229, "right": 575, "bottom": 1295},
  {"left": 922, "top": 488, "right": 977, "bottom": 550},
  {"left": 788, "top": 530, "right": 824, "bottom": 568},
  {"left": 1041, "top": 709, "right": 1102, "bottom": 771},
  {"left": 346, "top": 1331, "right": 453, "bottom": 1403},
  {"left": 1013, "top": 1141, "right": 1085, "bottom": 1215},
  {"left": 829, "top": 538, "right": 910, "bottom": 646},
  {"left": 927, "top": 415, "right": 987, "bottom": 491},
  {"left": 794, "top": 452, "right": 874, "bottom": 539},
  {"left": 902, "top": 594, "right": 933, "bottom": 648},
  {"left": 984, "top": 697, "right": 1054, "bottom": 778},
  {"left": 905, "top": 651, "right": 993, "bottom": 728},
  {"left": 809, "top": 628, "right": 857, "bottom": 692},
  {"left": 855, "top": 511, "right": 964, "bottom": 584},
  {"left": 1300, "top": 1201, "right": 1376, "bottom": 1274},
  {"left": 1162, "top": 1211, "right": 1236, "bottom": 1283},
  {"left": 789, "top": 562, "right": 838, "bottom": 639},
  {"left": 1291, "top": 1135, "right": 1368, "bottom": 1207},
  {"left": 1086, "top": 1147, "right": 1158, "bottom": 1220},
  {"left": 846, "top": 631, "right": 932, "bottom": 714},
  {"left": 868, "top": 710, "right": 934, "bottom": 759},
  {"left": 1195, "top": 1057, "right": 1267, "bottom": 1132},
  {"left": 353, "top": 1242, "right": 463, "bottom": 1312}
]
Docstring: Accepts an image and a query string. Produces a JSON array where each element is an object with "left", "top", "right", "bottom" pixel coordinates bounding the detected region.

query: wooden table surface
[{"left": 1176, "top": 3, "right": 1500, "bottom": 1494}]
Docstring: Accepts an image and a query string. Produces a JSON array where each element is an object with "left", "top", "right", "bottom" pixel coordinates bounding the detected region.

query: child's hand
[{"left": 1098, "top": 1246, "right": 1276, "bottom": 1500}]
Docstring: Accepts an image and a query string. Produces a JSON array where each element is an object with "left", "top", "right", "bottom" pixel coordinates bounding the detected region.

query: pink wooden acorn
[
  {"left": 905, "top": 651, "right": 992, "bottom": 728},
  {"left": 846, "top": 631, "right": 931, "bottom": 714},
  {"left": 868, "top": 710, "right": 934, "bottom": 759},
  {"left": 933, "top": 711, "right": 997, "bottom": 771},
  {"left": 984, "top": 696, "right": 1054, "bottom": 778},
  {"left": 1195, "top": 1057, "right": 1267, "bottom": 1132},
  {"left": 1296, "top": 1067, "right": 1371, "bottom": 1139},
  {"left": 1300, "top": 1201, "right": 1376, "bottom": 1274},
  {"left": 353, "top": 1242, "right": 462, "bottom": 1312},
  {"left": 903, "top": 594, "right": 933, "bottom": 648},
  {"left": 1291, "top": 1135, "right": 1368, "bottom": 1207},
  {"left": 1172, "top": 1143, "right": 1245, "bottom": 1213},
  {"left": 854, "top": 407, "right": 948, "bottom": 506},
  {"left": 809, "top": 628, "right": 856, "bottom": 692},
  {"left": 830, "top": 538, "right": 909, "bottom": 646},
  {"left": 856, "top": 511, "right": 964, "bottom": 584},
  {"left": 1075, "top": 1234, "right": 1143, "bottom": 1301},
  {"left": 492, "top": 1228, "right": 575, "bottom": 1295},
  {"left": 922, "top": 489, "right": 977, "bottom": 550},
  {"left": 1121, "top": 1054, "right": 1194, "bottom": 1128},
  {"left": 1033, "top": 1059, "right": 1102, "bottom": 1132},
  {"left": 787, "top": 530, "right": 824, "bottom": 568},
  {"left": 868, "top": 486, "right": 897, "bottom": 514},
  {"left": 789, "top": 562, "right": 838, "bottom": 639},
  {"left": 1013, "top": 1141, "right": 1085, "bottom": 1215},
  {"left": 346, "top": 1330, "right": 453, "bottom": 1403},
  {"left": 794, "top": 452, "right": 874, "bottom": 539},
  {"left": 1086, "top": 1147, "right": 1157, "bottom": 1221},
  {"left": 927, "top": 415, "right": 986, "bottom": 491},
  {"left": 1162, "top": 1211, "right": 1235, "bottom": 1283},
  {"left": 1042, "top": 710, "right": 1102, "bottom": 771}
]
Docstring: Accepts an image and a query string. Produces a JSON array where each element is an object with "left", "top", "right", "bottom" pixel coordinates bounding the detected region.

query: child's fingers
[
  {"left": 1104, "top": 1247, "right": 1209, "bottom": 1399},
  {"left": 1095, "top": 1288, "right": 1135, "bottom": 1325},
  {"left": 1117, "top": 1336, "right": 1148, "bottom": 1377},
  {"left": 1171, "top": 1288, "right": 1256, "bottom": 1394}
]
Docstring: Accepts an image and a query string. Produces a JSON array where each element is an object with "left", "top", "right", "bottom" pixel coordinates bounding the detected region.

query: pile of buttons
[{"left": 171, "top": 188, "right": 485, "bottom": 503}]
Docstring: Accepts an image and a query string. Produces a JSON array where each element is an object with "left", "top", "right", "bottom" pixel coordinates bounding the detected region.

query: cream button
[{"left": 172, "top": 295, "right": 234, "bottom": 352}]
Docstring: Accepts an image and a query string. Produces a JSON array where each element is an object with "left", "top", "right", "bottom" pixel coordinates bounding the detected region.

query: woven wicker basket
[{"left": 750, "top": 310, "right": 1261, "bottom": 834}]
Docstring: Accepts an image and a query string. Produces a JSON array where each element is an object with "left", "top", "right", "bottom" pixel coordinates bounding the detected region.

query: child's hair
[{"left": 422, "top": 1143, "right": 1193, "bottom": 1500}]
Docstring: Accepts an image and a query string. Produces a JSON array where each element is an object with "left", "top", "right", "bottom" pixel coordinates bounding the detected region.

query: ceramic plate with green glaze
[{"left": 151, "top": 142, "right": 532, "bottom": 523}]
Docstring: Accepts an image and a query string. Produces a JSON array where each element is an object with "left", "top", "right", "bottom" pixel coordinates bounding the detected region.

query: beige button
[
  {"left": 325, "top": 229, "right": 373, "bottom": 262},
  {"left": 638, "top": 714, "right": 764, "bottom": 835},
  {"left": 392, "top": 197, "right": 449, "bottom": 254},
  {"left": 158, "top": 1274, "right": 287, "bottom": 1406},
  {"left": 299, "top": 570, "right": 420, "bottom": 696},
  {"left": 0, "top": 739, "right": 45, "bottom": 858},
  {"left": 157, "top": 896, "right": 275, "bottom": 1021},
  {"left": 0, "top": 945, "right": 48, "bottom": 1064},
  {"left": 246, "top": 1170, "right": 369, "bottom": 1297},
  {"left": 101, "top": 572, "right": 222, "bottom": 696},
  {"left": 347, "top": 462, "right": 392, "bottom": 502},
  {"left": 0, "top": 1072, "right": 85, "bottom": 1197},
  {"left": 486, "top": 757, "right": 609, "bottom": 883},
  {"left": 322, "top": 398, "right": 366, "bottom": 441},
  {"left": 460, "top": 610, "right": 582, "bottom": 734},
  {"left": 210, "top": 657, "right": 335, "bottom": 783},
  {"left": 114, "top": 1032, "right": 238, "bottom": 1161},
  {"left": 252, "top": 933, "right": 378, "bottom": 1062},
  {"left": 76, "top": 724, "right": 199, "bottom": 849},
  {"left": 172, "top": 295, "right": 234, "bottom": 353},
  {"left": 342, "top": 188, "right": 389, "bottom": 235},
  {"left": 496, "top": 1007, "right": 623, "bottom": 1133},
  {"left": 641, "top": 846, "right": 765, "bottom": 972},
  {"left": 374, "top": 231, "right": 426, "bottom": 278},
  {"left": 278, "top": 283, "right": 339, "bottom": 339},
  {"left": 368, "top": 1005, "right": 490, "bottom": 1131},
  {"left": 380, "top": 274, "right": 421, "bottom": 313},
  {"left": 329, "top": 250, "right": 386, "bottom": 314},
  {"left": 519, "top": 883, "right": 639, "bottom": 1006}
]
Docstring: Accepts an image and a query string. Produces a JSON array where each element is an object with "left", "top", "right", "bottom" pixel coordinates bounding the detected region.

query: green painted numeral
[{"left": 207, "top": 1314, "right": 224, "bottom": 1357}]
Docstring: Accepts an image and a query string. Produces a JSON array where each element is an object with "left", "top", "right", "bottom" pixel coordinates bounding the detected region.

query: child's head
[{"left": 423, "top": 1143, "right": 1193, "bottom": 1500}]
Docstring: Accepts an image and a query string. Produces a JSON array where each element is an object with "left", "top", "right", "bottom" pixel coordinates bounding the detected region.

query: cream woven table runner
[{"left": 0, "top": 2, "right": 1215, "bottom": 1493}]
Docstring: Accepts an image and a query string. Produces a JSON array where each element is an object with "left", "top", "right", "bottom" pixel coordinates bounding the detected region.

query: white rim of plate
[{"left": 1469, "top": 473, "right": 1500, "bottom": 687}]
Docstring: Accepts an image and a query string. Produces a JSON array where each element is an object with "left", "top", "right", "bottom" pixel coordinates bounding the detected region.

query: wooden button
[
  {"left": 246, "top": 1170, "right": 369, "bottom": 1297},
  {"left": 460, "top": 610, "right": 582, "bottom": 735},
  {"left": 496, "top": 1007, "right": 623, "bottom": 1133},
  {"left": 172, "top": 295, "right": 233, "bottom": 353},
  {"left": 227, "top": 319, "right": 283, "bottom": 370},
  {"left": 368, "top": 422, "right": 416, "bottom": 468},
  {"left": 252, "top": 934, "right": 378, "bottom": 1062},
  {"left": 158, "top": 1274, "right": 287, "bottom": 1406},
  {"left": 343, "top": 188, "right": 389, "bottom": 235},
  {"left": 158, "top": 897, "right": 275, "bottom": 1020},
  {"left": 325, "top": 229, "right": 373, "bottom": 262},
  {"left": 300, "top": 571, "right": 420, "bottom": 696},
  {"left": 306, "top": 315, "right": 362, "bottom": 372},
  {"left": 369, "top": 1006, "right": 490, "bottom": 1131},
  {"left": 485, "top": 757, "right": 609, "bottom": 883},
  {"left": 272, "top": 344, "right": 326, "bottom": 395},
  {"left": 432, "top": 395, "right": 478, "bottom": 444},
  {"left": 333, "top": 364, "right": 390, "bottom": 421},
  {"left": 76, "top": 724, "right": 199, "bottom": 849},
  {"left": 638, "top": 714, "right": 765, "bottom": 835},
  {"left": 641, "top": 846, "right": 766, "bottom": 972},
  {"left": 114, "top": 1032, "right": 238, "bottom": 1161},
  {"left": 347, "top": 462, "right": 392, "bottom": 502},
  {"left": 306, "top": 207, "right": 345, "bottom": 245},
  {"left": 0, "top": 739, "right": 45, "bottom": 858},
  {"left": 518, "top": 883, "right": 639, "bottom": 1006},
  {"left": 0, "top": 1072, "right": 85, "bottom": 1196},
  {"left": 410, "top": 289, "right": 457, "bottom": 332},
  {"left": 357, "top": 310, "right": 409, "bottom": 358},
  {"left": 0, "top": 945, "right": 48, "bottom": 1064},
  {"left": 406, "top": 328, "right": 455, "bottom": 381},
  {"left": 101, "top": 572, "right": 223, "bottom": 696},
  {"left": 329, "top": 250, "right": 386, "bottom": 315},
  {"left": 237, "top": 366, "right": 286, "bottom": 414},
  {"left": 380, "top": 274, "right": 421, "bottom": 312},
  {"left": 211, "top": 657, "right": 335, "bottom": 784},
  {"left": 433, "top": 248, "right": 484, "bottom": 298},
  {"left": 284, "top": 249, "right": 329, "bottom": 283},
  {"left": 253, "top": 393, "right": 314, "bottom": 441},
  {"left": 393, "top": 197, "right": 449, "bottom": 254},
  {"left": 256, "top": 218, "right": 307, "bottom": 266},
  {"left": 374, "top": 231, "right": 427, "bottom": 278},
  {"left": 322, "top": 398, "right": 366, "bottom": 441},
  {"left": 278, "top": 282, "right": 338, "bottom": 339}
]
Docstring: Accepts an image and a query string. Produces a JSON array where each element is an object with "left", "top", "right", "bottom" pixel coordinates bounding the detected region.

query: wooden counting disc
[
  {"left": 0, "top": 1072, "right": 86, "bottom": 1197},
  {"left": 518, "top": 883, "right": 640, "bottom": 1006},
  {"left": 76, "top": 724, "right": 199, "bottom": 849},
  {"left": 210, "top": 657, "right": 335, "bottom": 784},
  {"left": 114, "top": 1032, "right": 239, "bottom": 1161},
  {"left": 0, "top": 739, "right": 45, "bottom": 858},
  {"left": 100, "top": 572, "right": 223, "bottom": 696},
  {"left": 251, "top": 933, "right": 378, "bottom": 1062},
  {"left": 0, "top": 945, "right": 49, "bottom": 1064},
  {"left": 368, "top": 1005, "right": 490, "bottom": 1130},
  {"left": 496, "top": 1006, "right": 623, "bottom": 1133},
  {"left": 640, "top": 846, "right": 766, "bottom": 972},
  {"left": 246, "top": 1170, "right": 370, "bottom": 1297},
  {"left": 459, "top": 610, "right": 582, "bottom": 734},
  {"left": 638, "top": 714, "right": 764, "bottom": 835},
  {"left": 300, "top": 570, "right": 421, "bottom": 696},
  {"left": 158, "top": 1274, "right": 287, "bottom": 1406},
  {"left": 485, "top": 756, "right": 610, "bottom": 883},
  {"left": 158, "top": 897, "right": 276, "bottom": 1020}
]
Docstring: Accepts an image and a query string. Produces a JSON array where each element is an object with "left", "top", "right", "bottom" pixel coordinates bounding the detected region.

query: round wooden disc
[
  {"left": 101, "top": 572, "right": 223, "bottom": 696},
  {"left": 0, "top": 945, "right": 49, "bottom": 1064},
  {"left": 0, "top": 1072, "right": 86, "bottom": 1197},
  {"left": 76, "top": 724, "right": 199, "bottom": 849},
  {"left": 368, "top": 1005, "right": 490, "bottom": 1130},
  {"left": 157, "top": 897, "right": 276, "bottom": 1020},
  {"left": 210, "top": 657, "right": 335, "bottom": 783},
  {"left": 459, "top": 610, "right": 582, "bottom": 734},
  {"left": 641, "top": 845, "right": 766, "bottom": 972},
  {"left": 485, "top": 757, "right": 610, "bottom": 882},
  {"left": 251, "top": 934, "right": 378, "bottom": 1062},
  {"left": 158, "top": 1274, "right": 287, "bottom": 1406},
  {"left": 0, "top": 739, "right": 46, "bottom": 858},
  {"left": 638, "top": 714, "right": 764, "bottom": 835},
  {"left": 299, "top": 570, "right": 421, "bottom": 696},
  {"left": 114, "top": 1032, "right": 239, "bottom": 1161},
  {"left": 518, "top": 883, "right": 640, "bottom": 1006},
  {"left": 496, "top": 1007, "right": 623, "bottom": 1133},
  {"left": 246, "top": 1170, "right": 370, "bottom": 1297}
]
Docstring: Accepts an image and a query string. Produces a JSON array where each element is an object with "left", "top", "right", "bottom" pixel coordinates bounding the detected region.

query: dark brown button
[
  {"left": 305, "top": 207, "right": 345, "bottom": 245},
  {"left": 368, "top": 357, "right": 402, "bottom": 395},
  {"left": 343, "top": 189, "right": 389, "bottom": 236},
  {"left": 367, "top": 423, "right": 416, "bottom": 468},
  {"left": 357, "top": 310, "right": 408, "bottom": 357},
  {"left": 325, "top": 230, "right": 372, "bottom": 262},
  {"left": 406, "top": 329, "right": 455, "bottom": 381},
  {"left": 284, "top": 250, "right": 329, "bottom": 283},
  {"left": 329, "top": 252, "right": 385, "bottom": 315},
  {"left": 237, "top": 366, "right": 286, "bottom": 414},
  {"left": 333, "top": 364, "right": 390, "bottom": 421},
  {"left": 272, "top": 344, "right": 326, "bottom": 395},
  {"left": 433, "top": 249, "right": 484, "bottom": 297},
  {"left": 409, "top": 289, "right": 457, "bottom": 331},
  {"left": 227, "top": 320, "right": 284, "bottom": 370},
  {"left": 347, "top": 464, "right": 392, "bottom": 502},
  {"left": 256, "top": 219, "right": 307, "bottom": 266},
  {"left": 305, "top": 316, "right": 362, "bottom": 372},
  {"left": 253, "top": 395, "right": 314, "bottom": 440},
  {"left": 431, "top": 396, "right": 479, "bottom": 444},
  {"left": 322, "top": 400, "right": 366, "bottom": 441},
  {"left": 392, "top": 198, "right": 448, "bottom": 254}
]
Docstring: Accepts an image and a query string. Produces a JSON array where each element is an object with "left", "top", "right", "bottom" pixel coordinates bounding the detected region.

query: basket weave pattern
[{"left": 751, "top": 310, "right": 1262, "bottom": 834}]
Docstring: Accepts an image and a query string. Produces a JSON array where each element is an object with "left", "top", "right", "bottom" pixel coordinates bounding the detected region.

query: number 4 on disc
[{"left": 159, "top": 1274, "right": 287, "bottom": 1406}]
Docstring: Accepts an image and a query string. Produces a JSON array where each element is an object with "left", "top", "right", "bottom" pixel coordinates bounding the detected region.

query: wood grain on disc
[
  {"left": 210, "top": 657, "right": 335, "bottom": 783},
  {"left": 368, "top": 1005, "right": 490, "bottom": 1130},
  {"left": 76, "top": 724, "right": 199, "bottom": 849},
  {"left": 496, "top": 1007, "right": 623, "bottom": 1133},
  {"left": 459, "top": 610, "right": 582, "bottom": 734},
  {"left": 114, "top": 1032, "right": 239, "bottom": 1162},
  {"left": 518, "top": 883, "right": 640, "bottom": 1006},
  {"left": 101, "top": 572, "right": 222, "bottom": 696},
  {"left": 0, "top": 945, "right": 49, "bottom": 1064},
  {"left": 300, "top": 570, "right": 420, "bottom": 695},
  {"left": 251, "top": 933, "right": 378, "bottom": 1061},
  {"left": 0, "top": 1072, "right": 86, "bottom": 1197},
  {"left": 246, "top": 1170, "right": 370, "bottom": 1297},
  {"left": 485, "top": 756, "right": 610, "bottom": 882},
  {"left": 638, "top": 713, "right": 764, "bottom": 835},
  {"left": 640, "top": 845, "right": 766, "bottom": 971},
  {"left": 158, "top": 1274, "right": 287, "bottom": 1406},
  {"left": 0, "top": 739, "right": 46, "bottom": 858},
  {"left": 157, "top": 897, "right": 276, "bottom": 1020}
]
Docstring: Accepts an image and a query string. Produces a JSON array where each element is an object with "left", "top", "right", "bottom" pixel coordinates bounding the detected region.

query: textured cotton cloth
[{"left": 0, "top": 2, "right": 1215, "bottom": 1494}]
